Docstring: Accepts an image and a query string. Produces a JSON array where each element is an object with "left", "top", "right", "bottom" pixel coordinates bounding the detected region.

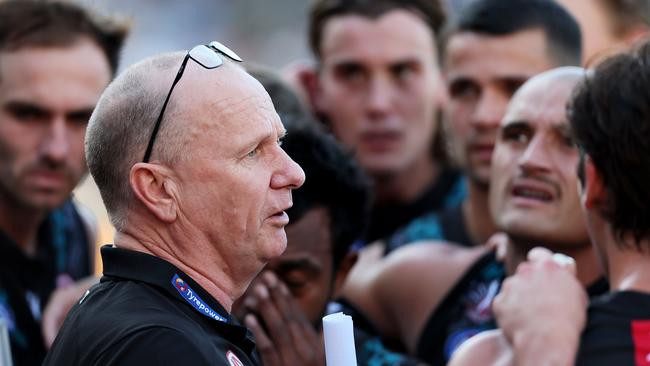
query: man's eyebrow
[
  {"left": 276, "top": 258, "right": 322, "bottom": 273},
  {"left": 390, "top": 57, "right": 423, "bottom": 66},
  {"left": 5, "top": 101, "right": 95, "bottom": 121},
  {"left": 67, "top": 108, "right": 95, "bottom": 120},
  {"left": 5, "top": 100, "right": 50, "bottom": 113},
  {"left": 501, "top": 120, "right": 532, "bottom": 131}
]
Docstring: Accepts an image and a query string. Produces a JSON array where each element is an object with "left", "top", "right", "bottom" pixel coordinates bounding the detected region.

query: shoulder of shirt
[{"left": 95, "top": 326, "right": 219, "bottom": 364}]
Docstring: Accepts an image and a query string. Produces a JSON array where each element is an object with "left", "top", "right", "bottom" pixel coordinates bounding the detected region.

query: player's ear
[
  {"left": 582, "top": 155, "right": 606, "bottom": 210},
  {"left": 332, "top": 252, "right": 358, "bottom": 299}
]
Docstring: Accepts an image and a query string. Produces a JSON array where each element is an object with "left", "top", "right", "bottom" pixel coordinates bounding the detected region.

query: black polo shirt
[{"left": 44, "top": 245, "right": 260, "bottom": 365}]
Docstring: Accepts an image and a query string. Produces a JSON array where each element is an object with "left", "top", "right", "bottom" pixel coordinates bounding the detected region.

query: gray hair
[{"left": 85, "top": 52, "right": 188, "bottom": 230}]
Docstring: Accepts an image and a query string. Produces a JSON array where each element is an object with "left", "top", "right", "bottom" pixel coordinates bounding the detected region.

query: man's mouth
[
  {"left": 512, "top": 186, "right": 553, "bottom": 202},
  {"left": 469, "top": 144, "right": 494, "bottom": 161},
  {"left": 360, "top": 131, "right": 401, "bottom": 151},
  {"left": 26, "top": 170, "right": 68, "bottom": 189},
  {"left": 267, "top": 211, "right": 289, "bottom": 226}
]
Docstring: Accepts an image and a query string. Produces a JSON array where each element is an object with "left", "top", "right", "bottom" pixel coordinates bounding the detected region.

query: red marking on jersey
[
  {"left": 226, "top": 350, "right": 244, "bottom": 366},
  {"left": 632, "top": 320, "right": 650, "bottom": 366}
]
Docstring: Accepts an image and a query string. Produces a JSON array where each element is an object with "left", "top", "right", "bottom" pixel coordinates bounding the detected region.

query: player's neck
[
  {"left": 505, "top": 238, "right": 602, "bottom": 287},
  {"left": 606, "top": 233, "right": 650, "bottom": 293},
  {"left": 373, "top": 154, "right": 438, "bottom": 204},
  {"left": 116, "top": 227, "right": 242, "bottom": 313},
  {"left": 463, "top": 180, "right": 496, "bottom": 245},
  {"left": 0, "top": 195, "right": 46, "bottom": 257}
]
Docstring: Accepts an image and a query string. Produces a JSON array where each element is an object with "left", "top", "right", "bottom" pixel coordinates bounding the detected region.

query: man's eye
[
  {"left": 449, "top": 80, "right": 479, "bottom": 100},
  {"left": 247, "top": 148, "right": 260, "bottom": 158},
  {"left": 502, "top": 129, "right": 530, "bottom": 144},
  {"left": 280, "top": 272, "right": 310, "bottom": 292},
  {"left": 562, "top": 134, "right": 576, "bottom": 148},
  {"left": 12, "top": 107, "right": 46, "bottom": 122},
  {"left": 334, "top": 64, "right": 366, "bottom": 84},
  {"left": 503, "top": 79, "right": 525, "bottom": 97},
  {"left": 283, "top": 278, "right": 309, "bottom": 294},
  {"left": 68, "top": 112, "right": 92, "bottom": 126},
  {"left": 392, "top": 63, "right": 416, "bottom": 81}
]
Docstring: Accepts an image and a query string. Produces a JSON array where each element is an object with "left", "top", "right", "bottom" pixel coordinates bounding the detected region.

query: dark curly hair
[
  {"left": 282, "top": 126, "right": 371, "bottom": 271},
  {"left": 569, "top": 40, "right": 650, "bottom": 249}
]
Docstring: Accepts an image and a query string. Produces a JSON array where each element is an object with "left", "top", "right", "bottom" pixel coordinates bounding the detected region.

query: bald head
[
  {"left": 489, "top": 66, "right": 590, "bottom": 248},
  {"left": 86, "top": 51, "right": 254, "bottom": 230},
  {"left": 504, "top": 67, "right": 586, "bottom": 125}
]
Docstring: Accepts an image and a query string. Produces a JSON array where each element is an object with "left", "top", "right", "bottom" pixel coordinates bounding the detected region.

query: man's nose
[
  {"left": 40, "top": 117, "right": 70, "bottom": 164},
  {"left": 272, "top": 150, "right": 306, "bottom": 190},
  {"left": 518, "top": 135, "right": 552, "bottom": 174},
  {"left": 472, "top": 90, "right": 507, "bottom": 129},
  {"left": 365, "top": 75, "right": 393, "bottom": 120}
]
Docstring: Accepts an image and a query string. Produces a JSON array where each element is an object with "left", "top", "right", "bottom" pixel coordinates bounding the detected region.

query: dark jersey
[
  {"left": 416, "top": 251, "right": 505, "bottom": 365},
  {"left": 45, "top": 246, "right": 260, "bottom": 365},
  {"left": 365, "top": 169, "right": 465, "bottom": 243},
  {"left": 0, "top": 200, "right": 91, "bottom": 366},
  {"left": 384, "top": 201, "right": 474, "bottom": 254},
  {"left": 415, "top": 252, "right": 609, "bottom": 366},
  {"left": 576, "top": 291, "right": 650, "bottom": 366}
]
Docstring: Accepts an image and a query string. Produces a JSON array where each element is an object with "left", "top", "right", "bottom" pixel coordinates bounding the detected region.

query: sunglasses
[{"left": 142, "top": 41, "right": 243, "bottom": 163}]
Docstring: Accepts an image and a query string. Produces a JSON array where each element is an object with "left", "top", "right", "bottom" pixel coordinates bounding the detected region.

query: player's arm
[{"left": 492, "top": 247, "right": 587, "bottom": 366}]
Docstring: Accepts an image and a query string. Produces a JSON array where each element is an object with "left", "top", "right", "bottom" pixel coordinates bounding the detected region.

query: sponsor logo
[
  {"left": 226, "top": 350, "right": 244, "bottom": 366},
  {"left": 632, "top": 320, "right": 650, "bottom": 366},
  {"left": 171, "top": 274, "right": 227, "bottom": 323},
  {"left": 174, "top": 277, "right": 188, "bottom": 292}
]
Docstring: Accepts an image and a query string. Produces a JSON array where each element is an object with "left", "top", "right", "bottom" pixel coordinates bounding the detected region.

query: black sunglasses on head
[{"left": 142, "top": 41, "right": 243, "bottom": 163}]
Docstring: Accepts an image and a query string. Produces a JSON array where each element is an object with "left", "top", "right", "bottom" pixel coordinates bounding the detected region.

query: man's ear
[
  {"left": 582, "top": 155, "right": 606, "bottom": 210},
  {"left": 332, "top": 251, "right": 358, "bottom": 300},
  {"left": 282, "top": 60, "right": 321, "bottom": 114},
  {"left": 622, "top": 25, "right": 650, "bottom": 47},
  {"left": 129, "top": 162, "right": 178, "bottom": 223},
  {"left": 302, "top": 67, "right": 330, "bottom": 117}
]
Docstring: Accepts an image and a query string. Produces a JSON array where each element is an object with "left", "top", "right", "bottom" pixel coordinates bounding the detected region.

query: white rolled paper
[{"left": 322, "top": 312, "right": 357, "bottom": 366}]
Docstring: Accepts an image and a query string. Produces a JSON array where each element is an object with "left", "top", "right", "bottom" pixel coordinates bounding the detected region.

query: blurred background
[{"left": 71, "top": 0, "right": 463, "bottom": 270}]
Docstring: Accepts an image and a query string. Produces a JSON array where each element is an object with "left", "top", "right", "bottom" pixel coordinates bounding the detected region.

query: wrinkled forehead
[{"left": 175, "top": 62, "right": 279, "bottom": 127}]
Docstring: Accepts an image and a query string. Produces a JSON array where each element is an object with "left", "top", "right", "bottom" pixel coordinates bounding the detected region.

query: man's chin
[
  {"left": 467, "top": 164, "right": 491, "bottom": 187},
  {"left": 360, "top": 159, "right": 405, "bottom": 180},
  {"left": 261, "top": 232, "right": 288, "bottom": 260},
  {"left": 21, "top": 191, "right": 69, "bottom": 212}
]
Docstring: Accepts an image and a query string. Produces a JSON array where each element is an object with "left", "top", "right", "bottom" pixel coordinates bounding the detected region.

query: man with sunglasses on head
[
  {"left": 44, "top": 42, "right": 305, "bottom": 365},
  {"left": 0, "top": 1, "right": 128, "bottom": 364}
]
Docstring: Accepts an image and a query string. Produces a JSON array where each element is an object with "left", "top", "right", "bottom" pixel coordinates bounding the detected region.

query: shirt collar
[{"left": 100, "top": 245, "right": 258, "bottom": 353}]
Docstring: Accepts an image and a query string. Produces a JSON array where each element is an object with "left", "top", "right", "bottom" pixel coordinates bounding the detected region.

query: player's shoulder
[
  {"left": 448, "top": 329, "right": 513, "bottom": 366},
  {"left": 381, "top": 240, "right": 488, "bottom": 278}
]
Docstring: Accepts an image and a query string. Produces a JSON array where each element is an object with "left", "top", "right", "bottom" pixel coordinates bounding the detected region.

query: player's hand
[
  {"left": 241, "top": 271, "right": 325, "bottom": 366},
  {"left": 42, "top": 276, "right": 98, "bottom": 348},
  {"left": 493, "top": 247, "right": 587, "bottom": 365}
]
